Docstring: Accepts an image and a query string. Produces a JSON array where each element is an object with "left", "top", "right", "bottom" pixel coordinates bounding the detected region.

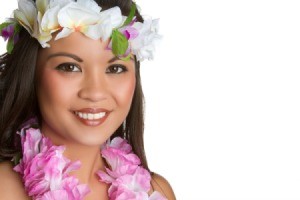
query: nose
[{"left": 78, "top": 73, "right": 109, "bottom": 102}]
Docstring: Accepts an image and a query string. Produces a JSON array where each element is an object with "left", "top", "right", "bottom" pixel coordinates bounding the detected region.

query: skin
[
  {"left": 36, "top": 32, "right": 136, "bottom": 148},
  {"left": 0, "top": 32, "right": 176, "bottom": 200},
  {"left": 35, "top": 32, "right": 136, "bottom": 199}
]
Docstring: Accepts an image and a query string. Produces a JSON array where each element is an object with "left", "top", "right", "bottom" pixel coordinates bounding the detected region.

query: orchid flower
[{"left": 131, "top": 18, "right": 162, "bottom": 61}]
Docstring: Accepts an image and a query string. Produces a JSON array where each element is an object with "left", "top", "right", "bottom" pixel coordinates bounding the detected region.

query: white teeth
[
  {"left": 75, "top": 112, "right": 106, "bottom": 120},
  {"left": 88, "top": 113, "right": 93, "bottom": 120}
]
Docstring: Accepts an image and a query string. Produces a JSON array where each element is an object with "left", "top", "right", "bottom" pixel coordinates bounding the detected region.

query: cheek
[
  {"left": 111, "top": 74, "right": 136, "bottom": 108},
  {"left": 37, "top": 68, "right": 75, "bottom": 109}
]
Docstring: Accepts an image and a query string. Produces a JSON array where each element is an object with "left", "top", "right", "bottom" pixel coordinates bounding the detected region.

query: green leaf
[
  {"left": 0, "top": 22, "right": 13, "bottom": 33},
  {"left": 14, "top": 23, "right": 21, "bottom": 34},
  {"left": 122, "top": 3, "right": 136, "bottom": 27},
  {"left": 112, "top": 29, "right": 129, "bottom": 56},
  {"left": 7, "top": 37, "right": 14, "bottom": 54},
  {"left": 120, "top": 54, "right": 131, "bottom": 61}
]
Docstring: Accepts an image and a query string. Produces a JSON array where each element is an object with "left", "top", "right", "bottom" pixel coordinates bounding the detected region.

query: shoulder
[
  {"left": 150, "top": 172, "right": 176, "bottom": 200},
  {"left": 0, "top": 161, "right": 30, "bottom": 199}
]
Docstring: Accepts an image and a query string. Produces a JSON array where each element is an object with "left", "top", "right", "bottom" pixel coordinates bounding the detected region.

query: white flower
[
  {"left": 131, "top": 18, "right": 162, "bottom": 61},
  {"left": 36, "top": 0, "right": 49, "bottom": 15},
  {"left": 8, "top": 0, "right": 162, "bottom": 62},
  {"left": 76, "top": 0, "right": 101, "bottom": 13},
  {"left": 55, "top": 0, "right": 102, "bottom": 40},
  {"left": 96, "top": 7, "right": 123, "bottom": 41},
  {"left": 13, "top": 0, "right": 38, "bottom": 37},
  {"left": 38, "top": 0, "right": 74, "bottom": 47}
]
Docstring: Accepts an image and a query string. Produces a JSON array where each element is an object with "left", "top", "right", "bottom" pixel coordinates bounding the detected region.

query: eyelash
[
  {"left": 106, "top": 64, "right": 128, "bottom": 74},
  {"left": 55, "top": 63, "right": 128, "bottom": 74},
  {"left": 55, "top": 63, "right": 81, "bottom": 72}
]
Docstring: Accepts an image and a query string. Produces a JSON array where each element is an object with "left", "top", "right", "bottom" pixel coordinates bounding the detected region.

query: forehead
[{"left": 37, "top": 32, "right": 114, "bottom": 63}]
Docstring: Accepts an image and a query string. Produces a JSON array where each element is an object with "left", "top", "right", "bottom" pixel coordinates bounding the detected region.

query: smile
[
  {"left": 75, "top": 111, "right": 106, "bottom": 120},
  {"left": 73, "top": 108, "right": 110, "bottom": 126}
]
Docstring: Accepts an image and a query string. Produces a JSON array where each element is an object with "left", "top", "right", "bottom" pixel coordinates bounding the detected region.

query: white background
[{"left": 1, "top": 1, "right": 300, "bottom": 199}]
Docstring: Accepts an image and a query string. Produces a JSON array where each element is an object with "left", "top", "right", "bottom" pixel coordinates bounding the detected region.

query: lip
[
  {"left": 76, "top": 108, "right": 110, "bottom": 113},
  {"left": 73, "top": 108, "right": 111, "bottom": 127}
]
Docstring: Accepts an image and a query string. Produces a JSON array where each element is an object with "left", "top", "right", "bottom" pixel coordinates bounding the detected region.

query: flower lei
[
  {"left": 13, "top": 122, "right": 166, "bottom": 200},
  {"left": 0, "top": 0, "right": 161, "bottom": 61}
]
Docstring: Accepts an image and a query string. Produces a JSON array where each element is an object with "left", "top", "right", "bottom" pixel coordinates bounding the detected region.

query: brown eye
[
  {"left": 56, "top": 63, "right": 81, "bottom": 72},
  {"left": 106, "top": 64, "right": 128, "bottom": 74}
]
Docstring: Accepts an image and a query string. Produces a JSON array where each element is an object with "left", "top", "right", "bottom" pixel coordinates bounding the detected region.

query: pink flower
[
  {"left": 120, "top": 26, "right": 139, "bottom": 40},
  {"left": 98, "top": 137, "right": 166, "bottom": 200},
  {"left": 1, "top": 24, "right": 14, "bottom": 41},
  {"left": 37, "top": 190, "right": 69, "bottom": 200},
  {"left": 149, "top": 192, "right": 167, "bottom": 200},
  {"left": 98, "top": 137, "right": 141, "bottom": 182},
  {"left": 113, "top": 167, "right": 151, "bottom": 193},
  {"left": 101, "top": 147, "right": 140, "bottom": 179},
  {"left": 14, "top": 128, "right": 90, "bottom": 199},
  {"left": 14, "top": 124, "right": 166, "bottom": 200},
  {"left": 107, "top": 137, "right": 133, "bottom": 153}
]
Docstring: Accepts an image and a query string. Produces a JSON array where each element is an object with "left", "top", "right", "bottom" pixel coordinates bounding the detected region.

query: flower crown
[{"left": 0, "top": 0, "right": 161, "bottom": 61}]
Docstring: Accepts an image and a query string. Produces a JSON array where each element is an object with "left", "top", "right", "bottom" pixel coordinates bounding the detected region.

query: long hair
[{"left": 0, "top": 0, "right": 149, "bottom": 171}]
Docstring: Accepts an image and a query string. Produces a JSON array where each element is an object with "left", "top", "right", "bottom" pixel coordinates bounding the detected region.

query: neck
[
  {"left": 63, "top": 144, "right": 106, "bottom": 184},
  {"left": 40, "top": 123, "right": 108, "bottom": 184}
]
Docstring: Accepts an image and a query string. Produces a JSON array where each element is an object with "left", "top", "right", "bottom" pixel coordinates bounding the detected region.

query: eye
[
  {"left": 55, "top": 63, "right": 81, "bottom": 72},
  {"left": 106, "top": 64, "right": 128, "bottom": 74}
]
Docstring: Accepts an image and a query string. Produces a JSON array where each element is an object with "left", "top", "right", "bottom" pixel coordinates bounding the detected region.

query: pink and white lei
[{"left": 14, "top": 123, "right": 166, "bottom": 200}]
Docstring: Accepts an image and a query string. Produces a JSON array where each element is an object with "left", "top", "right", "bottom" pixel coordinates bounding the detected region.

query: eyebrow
[
  {"left": 47, "top": 53, "right": 134, "bottom": 63},
  {"left": 47, "top": 52, "right": 83, "bottom": 62},
  {"left": 108, "top": 56, "right": 134, "bottom": 63}
]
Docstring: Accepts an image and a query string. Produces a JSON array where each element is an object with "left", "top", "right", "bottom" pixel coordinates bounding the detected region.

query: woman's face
[{"left": 36, "top": 32, "right": 136, "bottom": 146}]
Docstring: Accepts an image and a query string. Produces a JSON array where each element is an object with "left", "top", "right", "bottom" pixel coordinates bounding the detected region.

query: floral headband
[{"left": 0, "top": 0, "right": 161, "bottom": 61}]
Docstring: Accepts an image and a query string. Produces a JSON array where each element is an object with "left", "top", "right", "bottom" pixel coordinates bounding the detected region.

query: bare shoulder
[
  {"left": 150, "top": 172, "right": 176, "bottom": 200},
  {"left": 0, "top": 161, "right": 30, "bottom": 200}
]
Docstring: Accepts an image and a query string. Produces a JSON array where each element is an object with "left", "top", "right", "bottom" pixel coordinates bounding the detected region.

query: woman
[{"left": 0, "top": 0, "right": 176, "bottom": 199}]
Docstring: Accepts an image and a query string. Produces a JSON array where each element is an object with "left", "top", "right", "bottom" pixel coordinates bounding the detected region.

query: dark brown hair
[{"left": 0, "top": 0, "right": 149, "bottom": 171}]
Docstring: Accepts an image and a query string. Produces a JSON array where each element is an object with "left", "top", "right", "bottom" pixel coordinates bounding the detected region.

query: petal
[
  {"left": 99, "top": 6, "right": 123, "bottom": 28},
  {"left": 18, "top": 0, "right": 37, "bottom": 26},
  {"left": 41, "top": 190, "right": 69, "bottom": 200},
  {"left": 149, "top": 191, "right": 167, "bottom": 200},
  {"left": 57, "top": 2, "right": 100, "bottom": 28},
  {"left": 77, "top": 0, "right": 101, "bottom": 13},
  {"left": 63, "top": 160, "right": 81, "bottom": 174},
  {"left": 41, "top": 5, "right": 60, "bottom": 31},
  {"left": 14, "top": 10, "right": 33, "bottom": 34},
  {"left": 49, "top": 0, "right": 73, "bottom": 8},
  {"left": 96, "top": 170, "right": 115, "bottom": 184},
  {"left": 36, "top": 0, "right": 49, "bottom": 15},
  {"left": 73, "top": 184, "right": 91, "bottom": 199},
  {"left": 121, "top": 26, "right": 139, "bottom": 40},
  {"left": 98, "top": 23, "right": 113, "bottom": 41},
  {"left": 83, "top": 24, "right": 102, "bottom": 40},
  {"left": 151, "top": 19, "right": 160, "bottom": 33},
  {"left": 37, "top": 33, "right": 52, "bottom": 48},
  {"left": 55, "top": 27, "right": 74, "bottom": 40}
]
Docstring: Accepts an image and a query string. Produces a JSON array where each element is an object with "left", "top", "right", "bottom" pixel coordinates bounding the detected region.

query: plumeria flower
[
  {"left": 3, "top": 0, "right": 161, "bottom": 61},
  {"left": 37, "top": 0, "right": 76, "bottom": 47},
  {"left": 13, "top": 0, "right": 38, "bottom": 38},
  {"left": 55, "top": 0, "right": 102, "bottom": 40},
  {"left": 95, "top": 7, "right": 124, "bottom": 41}
]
